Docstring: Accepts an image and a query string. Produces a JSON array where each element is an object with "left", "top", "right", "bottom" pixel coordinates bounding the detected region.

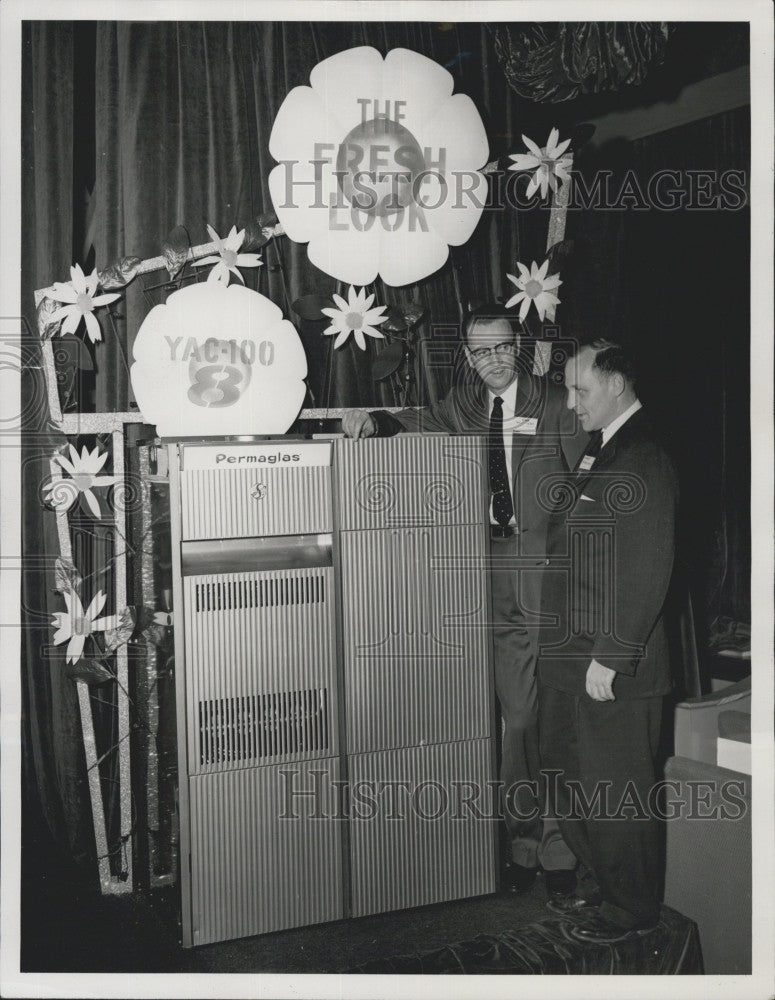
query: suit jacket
[
  {"left": 371, "top": 373, "right": 587, "bottom": 624},
  {"left": 537, "top": 408, "right": 679, "bottom": 699}
]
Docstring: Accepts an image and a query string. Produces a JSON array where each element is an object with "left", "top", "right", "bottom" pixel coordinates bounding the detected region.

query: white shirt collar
[
  {"left": 488, "top": 378, "right": 518, "bottom": 417},
  {"left": 602, "top": 398, "right": 642, "bottom": 446}
]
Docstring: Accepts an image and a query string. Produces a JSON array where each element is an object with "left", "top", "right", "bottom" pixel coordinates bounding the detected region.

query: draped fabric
[
  {"left": 22, "top": 20, "right": 547, "bottom": 859},
  {"left": 21, "top": 23, "right": 95, "bottom": 859},
  {"left": 86, "top": 20, "right": 540, "bottom": 412},
  {"left": 488, "top": 22, "right": 673, "bottom": 103},
  {"left": 562, "top": 106, "right": 751, "bottom": 628}
]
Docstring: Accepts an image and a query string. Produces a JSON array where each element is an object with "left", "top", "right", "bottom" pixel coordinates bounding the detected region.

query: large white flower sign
[
  {"left": 268, "top": 46, "right": 489, "bottom": 287},
  {"left": 130, "top": 283, "right": 308, "bottom": 438}
]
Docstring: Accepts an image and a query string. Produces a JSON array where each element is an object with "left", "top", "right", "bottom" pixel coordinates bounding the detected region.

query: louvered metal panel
[
  {"left": 339, "top": 525, "right": 491, "bottom": 752},
  {"left": 180, "top": 465, "right": 332, "bottom": 539},
  {"left": 348, "top": 740, "right": 496, "bottom": 917},
  {"left": 188, "top": 759, "right": 343, "bottom": 945},
  {"left": 183, "top": 566, "right": 338, "bottom": 773},
  {"left": 334, "top": 435, "right": 487, "bottom": 531}
]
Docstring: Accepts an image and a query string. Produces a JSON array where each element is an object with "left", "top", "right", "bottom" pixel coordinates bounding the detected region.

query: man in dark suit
[
  {"left": 342, "top": 304, "right": 586, "bottom": 897},
  {"left": 537, "top": 339, "right": 678, "bottom": 943}
]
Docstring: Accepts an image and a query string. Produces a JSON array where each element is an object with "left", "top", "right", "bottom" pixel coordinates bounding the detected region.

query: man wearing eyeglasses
[{"left": 342, "top": 304, "right": 586, "bottom": 902}]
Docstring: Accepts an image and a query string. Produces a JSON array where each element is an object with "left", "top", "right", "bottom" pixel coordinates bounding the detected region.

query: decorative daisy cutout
[
  {"left": 49, "top": 264, "right": 121, "bottom": 344},
  {"left": 43, "top": 444, "right": 116, "bottom": 518},
  {"left": 321, "top": 286, "right": 388, "bottom": 350},
  {"left": 505, "top": 260, "right": 562, "bottom": 322},
  {"left": 52, "top": 590, "right": 116, "bottom": 665},
  {"left": 268, "top": 46, "right": 489, "bottom": 287},
  {"left": 508, "top": 128, "right": 572, "bottom": 199},
  {"left": 193, "top": 225, "right": 263, "bottom": 285}
]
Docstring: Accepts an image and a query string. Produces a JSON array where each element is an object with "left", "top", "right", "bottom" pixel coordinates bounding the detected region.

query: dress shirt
[{"left": 601, "top": 398, "right": 642, "bottom": 447}]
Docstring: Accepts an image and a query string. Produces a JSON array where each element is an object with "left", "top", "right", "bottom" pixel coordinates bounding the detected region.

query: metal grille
[
  {"left": 198, "top": 688, "right": 329, "bottom": 766},
  {"left": 194, "top": 573, "right": 325, "bottom": 612},
  {"left": 180, "top": 465, "right": 332, "bottom": 539}
]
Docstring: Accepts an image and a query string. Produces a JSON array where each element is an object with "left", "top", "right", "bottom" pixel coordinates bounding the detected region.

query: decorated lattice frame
[{"left": 33, "top": 141, "right": 573, "bottom": 895}]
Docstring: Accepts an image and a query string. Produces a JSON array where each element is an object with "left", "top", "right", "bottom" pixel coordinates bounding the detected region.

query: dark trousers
[
  {"left": 538, "top": 684, "right": 663, "bottom": 927},
  {"left": 491, "top": 535, "right": 574, "bottom": 870}
]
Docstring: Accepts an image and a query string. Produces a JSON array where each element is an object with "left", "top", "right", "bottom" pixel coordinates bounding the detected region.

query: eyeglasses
[{"left": 469, "top": 342, "right": 516, "bottom": 361}]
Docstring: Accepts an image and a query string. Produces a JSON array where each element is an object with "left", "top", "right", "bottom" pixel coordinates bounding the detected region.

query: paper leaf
[
  {"left": 546, "top": 239, "right": 575, "bottom": 270},
  {"left": 66, "top": 658, "right": 115, "bottom": 685},
  {"left": 54, "top": 557, "right": 82, "bottom": 595},
  {"left": 142, "top": 624, "right": 169, "bottom": 648},
  {"left": 37, "top": 296, "right": 61, "bottom": 341},
  {"left": 103, "top": 606, "right": 136, "bottom": 652},
  {"left": 162, "top": 226, "right": 192, "bottom": 279},
  {"left": 291, "top": 294, "right": 334, "bottom": 322},
  {"left": 98, "top": 256, "right": 142, "bottom": 291}
]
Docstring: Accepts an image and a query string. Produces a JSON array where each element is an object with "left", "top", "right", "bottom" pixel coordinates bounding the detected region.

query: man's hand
[
  {"left": 586, "top": 659, "right": 617, "bottom": 702},
  {"left": 341, "top": 410, "right": 377, "bottom": 439}
]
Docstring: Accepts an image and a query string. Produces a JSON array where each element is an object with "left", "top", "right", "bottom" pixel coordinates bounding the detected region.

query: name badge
[
  {"left": 579, "top": 454, "right": 596, "bottom": 471},
  {"left": 512, "top": 417, "right": 538, "bottom": 435}
]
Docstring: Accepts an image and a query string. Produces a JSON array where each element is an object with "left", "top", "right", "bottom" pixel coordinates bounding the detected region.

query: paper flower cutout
[
  {"left": 505, "top": 260, "right": 562, "bottom": 322},
  {"left": 268, "top": 46, "right": 489, "bottom": 287},
  {"left": 322, "top": 286, "right": 388, "bottom": 350},
  {"left": 131, "top": 282, "right": 308, "bottom": 437},
  {"left": 49, "top": 264, "right": 121, "bottom": 343},
  {"left": 52, "top": 590, "right": 116, "bottom": 665},
  {"left": 193, "top": 225, "right": 263, "bottom": 285},
  {"left": 508, "top": 128, "right": 572, "bottom": 199},
  {"left": 43, "top": 444, "right": 116, "bottom": 518}
]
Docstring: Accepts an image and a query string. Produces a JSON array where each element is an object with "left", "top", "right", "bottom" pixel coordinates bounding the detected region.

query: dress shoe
[
  {"left": 546, "top": 890, "right": 602, "bottom": 917},
  {"left": 569, "top": 912, "right": 657, "bottom": 944},
  {"left": 503, "top": 862, "right": 538, "bottom": 894},
  {"left": 543, "top": 868, "right": 576, "bottom": 901}
]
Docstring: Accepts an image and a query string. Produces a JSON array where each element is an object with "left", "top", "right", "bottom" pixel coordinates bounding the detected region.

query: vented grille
[
  {"left": 198, "top": 688, "right": 329, "bottom": 766},
  {"left": 194, "top": 574, "right": 326, "bottom": 612}
]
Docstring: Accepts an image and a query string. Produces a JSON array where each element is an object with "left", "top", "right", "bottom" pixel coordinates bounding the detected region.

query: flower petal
[
  {"left": 353, "top": 329, "right": 366, "bottom": 351},
  {"left": 522, "top": 134, "right": 543, "bottom": 159},
  {"left": 362, "top": 326, "right": 385, "bottom": 340},
  {"left": 508, "top": 153, "right": 541, "bottom": 172},
  {"left": 551, "top": 135, "right": 572, "bottom": 158},
  {"left": 236, "top": 253, "right": 262, "bottom": 268},
  {"left": 309, "top": 46, "right": 385, "bottom": 137},
  {"left": 519, "top": 297, "right": 531, "bottom": 322},
  {"left": 193, "top": 255, "right": 221, "bottom": 268},
  {"left": 332, "top": 293, "right": 349, "bottom": 313},
  {"left": 333, "top": 329, "right": 351, "bottom": 349},
  {"left": 91, "top": 291, "right": 121, "bottom": 308},
  {"left": 505, "top": 292, "right": 525, "bottom": 309},
  {"left": 83, "top": 311, "right": 102, "bottom": 344},
  {"left": 86, "top": 590, "right": 108, "bottom": 621},
  {"left": 542, "top": 275, "right": 562, "bottom": 290},
  {"left": 537, "top": 259, "right": 550, "bottom": 280},
  {"left": 83, "top": 489, "right": 102, "bottom": 519},
  {"left": 307, "top": 223, "right": 382, "bottom": 287},
  {"left": 50, "top": 282, "right": 79, "bottom": 305},
  {"left": 66, "top": 634, "right": 87, "bottom": 665},
  {"left": 525, "top": 173, "right": 540, "bottom": 199},
  {"left": 546, "top": 127, "right": 560, "bottom": 154},
  {"left": 60, "top": 309, "right": 81, "bottom": 337},
  {"left": 382, "top": 47, "right": 455, "bottom": 137},
  {"left": 417, "top": 93, "right": 489, "bottom": 172},
  {"left": 516, "top": 262, "right": 530, "bottom": 281},
  {"left": 69, "top": 264, "right": 87, "bottom": 293}
]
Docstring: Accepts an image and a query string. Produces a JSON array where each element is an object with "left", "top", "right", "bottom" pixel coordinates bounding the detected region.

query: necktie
[
  {"left": 489, "top": 396, "right": 514, "bottom": 527},
  {"left": 574, "top": 429, "right": 603, "bottom": 472}
]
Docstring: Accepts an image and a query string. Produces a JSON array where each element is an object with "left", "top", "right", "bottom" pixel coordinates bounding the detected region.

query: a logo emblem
[{"left": 251, "top": 483, "right": 268, "bottom": 501}]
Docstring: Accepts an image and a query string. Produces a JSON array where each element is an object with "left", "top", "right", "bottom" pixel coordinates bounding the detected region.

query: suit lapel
[{"left": 510, "top": 375, "right": 541, "bottom": 480}]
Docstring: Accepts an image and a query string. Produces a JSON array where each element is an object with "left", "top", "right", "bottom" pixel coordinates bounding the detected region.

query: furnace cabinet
[{"left": 167, "top": 435, "right": 497, "bottom": 946}]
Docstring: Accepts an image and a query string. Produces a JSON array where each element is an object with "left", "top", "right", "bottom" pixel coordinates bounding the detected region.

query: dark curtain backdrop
[
  {"left": 22, "top": 20, "right": 549, "bottom": 861},
  {"left": 562, "top": 107, "right": 751, "bottom": 627}
]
